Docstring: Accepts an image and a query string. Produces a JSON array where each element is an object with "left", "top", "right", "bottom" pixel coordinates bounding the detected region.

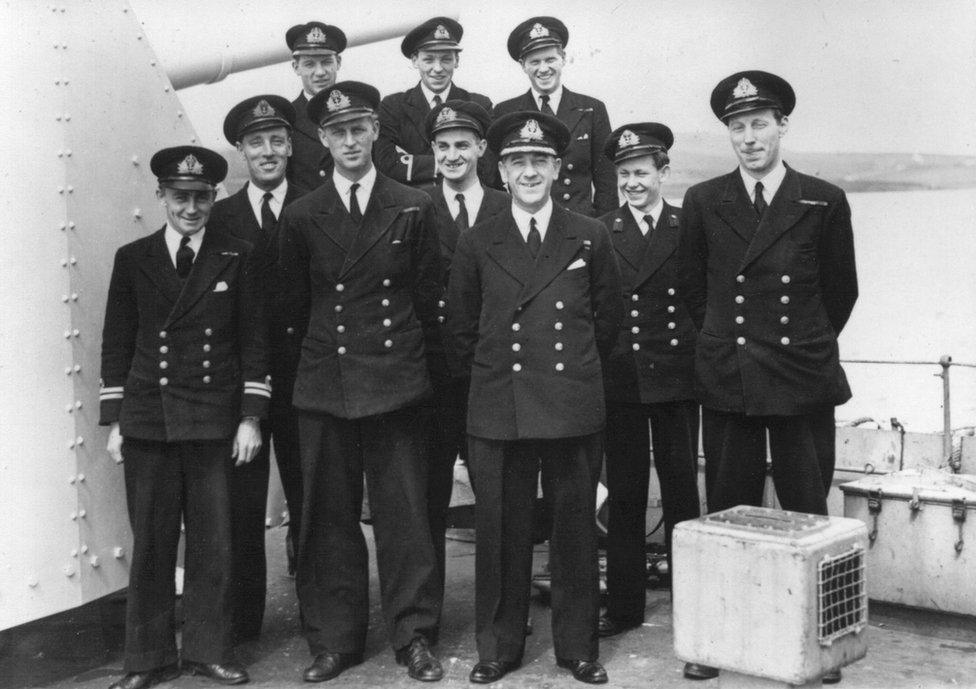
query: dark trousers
[
  {"left": 467, "top": 433, "right": 603, "bottom": 664},
  {"left": 425, "top": 376, "right": 468, "bottom": 606},
  {"left": 296, "top": 406, "right": 441, "bottom": 655},
  {"left": 703, "top": 406, "right": 836, "bottom": 516},
  {"left": 603, "top": 400, "right": 701, "bottom": 624},
  {"left": 122, "top": 438, "right": 234, "bottom": 672},
  {"left": 229, "top": 407, "right": 304, "bottom": 641}
]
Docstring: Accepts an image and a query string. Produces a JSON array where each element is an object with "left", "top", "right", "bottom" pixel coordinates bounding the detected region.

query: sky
[{"left": 130, "top": 0, "right": 976, "bottom": 157}]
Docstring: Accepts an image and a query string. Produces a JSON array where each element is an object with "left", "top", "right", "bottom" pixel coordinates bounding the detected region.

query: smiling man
[
  {"left": 286, "top": 22, "right": 346, "bottom": 190},
  {"left": 208, "top": 94, "right": 309, "bottom": 643},
  {"left": 493, "top": 17, "right": 615, "bottom": 217},
  {"left": 678, "top": 76, "right": 857, "bottom": 687},
  {"left": 100, "top": 146, "right": 269, "bottom": 689},
  {"left": 448, "top": 111, "right": 622, "bottom": 685},
  {"left": 376, "top": 17, "right": 493, "bottom": 187},
  {"left": 277, "top": 81, "right": 445, "bottom": 684}
]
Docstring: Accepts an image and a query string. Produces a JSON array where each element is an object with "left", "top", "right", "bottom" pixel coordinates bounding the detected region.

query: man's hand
[
  {"left": 232, "top": 417, "right": 262, "bottom": 467},
  {"left": 107, "top": 422, "right": 124, "bottom": 464}
]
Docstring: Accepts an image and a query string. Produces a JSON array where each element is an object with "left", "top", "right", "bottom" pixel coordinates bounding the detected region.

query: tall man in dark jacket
[
  {"left": 209, "top": 95, "right": 308, "bottom": 642},
  {"left": 449, "top": 111, "right": 623, "bottom": 685},
  {"left": 679, "top": 71, "right": 858, "bottom": 520},
  {"left": 376, "top": 17, "right": 494, "bottom": 187},
  {"left": 419, "top": 100, "right": 510, "bottom": 612},
  {"left": 286, "top": 22, "right": 346, "bottom": 190},
  {"left": 596, "top": 123, "right": 716, "bottom": 681},
  {"left": 277, "top": 81, "right": 445, "bottom": 684},
  {"left": 100, "top": 146, "right": 269, "bottom": 689},
  {"left": 493, "top": 17, "right": 615, "bottom": 217}
]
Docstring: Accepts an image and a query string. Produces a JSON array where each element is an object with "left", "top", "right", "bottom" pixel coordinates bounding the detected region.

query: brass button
[
  {"left": 563, "top": 178, "right": 571, "bottom": 186},
  {"left": 735, "top": 295, "right": 745, "bottom": 304},
  {"left": 159, "top": 346, "right": 168, "bottom": 354},
  {"left": 562, "top": 193, "right": 571, "bottom": 200},
  {"left": 203, "top": 344, "right": 211, "bottom": 352},
  {"left": 667, "top": 288, "right": 676, "bottom": 296},
  {"left": 781, "top": 337, "right": 791, "bottom": 345},
  {"left": 338, "top": 346, "right": 347, "bottom": 355},
  {"left": 555, "top": 363, "right": 565, "bottom": 372},
  {"left": 632, "top": 343, "right": 640, "bottom": 351},
  {"left": 438, "top": 300, "right": 446, "bottom": 308},
  {"left": 667, "top": 305, "right": 675, "bottom": 313},
  {"left": 670, "top": 338, "right": 679, "bottom": 346},
  {"left": 383, "top": 318, "right": 392, "bottom": 327},
  {"left": 555, "top": 301, "right": 564, "bottom": 309},
  {"left": 554, "top": 342, "right": 564, "bottom": 351},
  {"left": 630, "top": 309, "right": 639, "bottom": 317},
  {"left": 631, "top": 326, "right": 639, "bottom": 334},
  {"left": 566, "top": 163, "right": 574, "bottom": 171},
  {"left": 382, "top": 278, "right": 391, "bottom": 287},
  {"left": 336, "top": 283, "right": 345, "bottom": 292},
  {"left": 337, "top": 325, "right": 345, "bottom": 333},
  {"left": 782, "top": 275, "right": 791, "bottom": 284},
  {"left": 159, "top": 361, "right": 168, "bottom": 369},
  {"left": 203, "top": 375, "right": 212, "bottom": 384},
  {"left": 631, "top": 294, "right": 639, "bottom": 302},
  {"left": 159, "top": 330, "right": 167, "bottom": 339},
  {"left": 735, "top": 316, "right": 745, "bottom": 324},
  {"left": 554, "top": 322, "right": 563, "bottom": 331},
  {"left": 668, "top": 322, "right": 676, "bottom": 329},
  {"left": 384, "top": 339, "right": 393, "bottom": 348},
  {"left": 512, "top": 343, "right": 521, "bottom": 352},
  {"left": 512, "top": 363, "right": 522, "bottom": 372},
  {"left": 781, "top": 295, "right": 790, "bottom": 305},
  {"left": 437, "top": 315, "right": 445, "bottom": 323},
  {"left": 334, "top": 305, "right": 343, "bottom": 313},
  {"left": 286, "top": 327, "right": 295, "bottom": 335},
  {"left": 204, "top": 328, "right": 212, "bottom": 336},
  {"left": 780, "top": 316, "right": 790, "bottom": 324},
  {"left": 736, "top": 336, "right": 746, "bottom": 345},
  {"left": 736, "top": 275, "right": 745, "bottom": 283},
  {"left": 202, "top": 360, "right": 211, "bottom": 368},
  {"left": 382, "top": 299, "right": 390, "bottom": 307},
  {"left": 159, "top": 377, "right": 169, "bottom": 385},
  {"left": 512, "top": 323, "right": 520, "bottom": 332}
]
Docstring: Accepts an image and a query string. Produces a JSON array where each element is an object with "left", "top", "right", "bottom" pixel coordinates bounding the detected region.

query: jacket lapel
[
  {"left": 140, "top": 228, "right": 183, "bottom": 304},
  {"left": 474, "top": 188, "right": 510, "bottom": 224},
  {"left": 339, "top": 175, "right": 402, "bottom": 277},
  {"left": 715, "top": 170, "right": 760, "bottom": 244},
  {"left": 291, "top": 93, "right": 321, "bottom": 145},
  {"left": 165, "top": 231, "right": 236, "bottom": 327},
  {"left": 609, "top": 207, "right": 646, "bottom": 271},
  {"left": 739, "top": 166, "right": 811, "bottom": 271},
  {"left": 556, "top": 88, "right": 587, "bottom": 137},
  {"left": 308, "top": 180, "right": 352, "bottom": 253},
  {"left": 485, "top": 214, "right": 535, "bottom": 287},
  {"left": 633, "top": 202, "right": 681, "bottom": 288},
  {"left": 430, "top": 185, "right": 460, "bottom": 255},
  {"left": 517, "top": 206, "right": 583, "bottom": 308},
  {"left": 403, "top": 84, "right": 431, "bottom": 143}
]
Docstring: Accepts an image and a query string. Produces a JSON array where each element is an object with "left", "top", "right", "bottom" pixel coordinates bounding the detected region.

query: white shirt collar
[
  {"left": 302, "top": 89, "right": 317, "bottom": 102},
  {"left": 532, "top": 85, "right": 563, "bottom": 114},
  {"left": 628, "top": 198, "right": 664, "bottom": 236},
  {"left": 246, "top": 178, "right": 288, "bottom": 226},
  {"left": 420, "top": 82, "right": 452, "bottom": 108},
  {"left": 739, "top": 160, "right": 787, "bottom": 204},
  {"left": 443, "top": 179, "right": 484, "bottom": 222},
  {"left": 333, "top": 165, "right": 377, "bottom": 214},
  {"left": 164, "top": 224, "right": 205, "bottom": 269},
  {"left": 511, "top": 198, "right": 554, "bottom": 243}
]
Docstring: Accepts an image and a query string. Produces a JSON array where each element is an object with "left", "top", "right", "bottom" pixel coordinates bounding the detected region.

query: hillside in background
[{"left": 218, "top": 133, "right": 976, "bottom": 199}]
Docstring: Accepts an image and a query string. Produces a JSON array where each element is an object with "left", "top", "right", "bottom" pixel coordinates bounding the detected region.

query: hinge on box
[
  {"left": 867, "top": 489, "right": 882, "bottom": 543},
  {"left": 952, "top": 498, "right": 967, "bottom": 553}
]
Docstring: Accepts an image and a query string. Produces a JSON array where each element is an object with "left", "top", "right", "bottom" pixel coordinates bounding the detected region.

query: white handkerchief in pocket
[
  {"left": 567, "top": 258, "right": 587, "bottom": 270},
  {"left": 213, "top": 281, "right": 229, "bottom": 292}
]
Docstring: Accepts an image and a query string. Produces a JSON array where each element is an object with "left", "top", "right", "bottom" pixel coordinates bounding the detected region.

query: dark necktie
[
  {"left": 527, "top": 217, "right": 541, "bottom": 259},
  {"left": 349, "top": 182, "right": 363, "bottom": 224},
  {"left": 455, "top": 193, "right": 469, "bottom": 231},
  {"left": 539, "top": 94, "right": 554, "bottom": 116},
  {"left": 753, "top": 181, "right": 767, "bottom": 217},
  {"left": 432, "top": 94, "right": 443, "bottom": 109},
  {"left": 643, "top": 214, "right": 655, "bottom": 239},
  {"left": 261, "top": 191, "right": 276, "bottom": 234},
  {"left": 176, "top": 235, "right": 194, "bottom": 280}
]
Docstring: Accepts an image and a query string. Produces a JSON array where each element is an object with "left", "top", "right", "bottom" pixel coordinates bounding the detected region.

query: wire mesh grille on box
[{"left": 817, "top": 546, "right": 867, "bottom": 645}]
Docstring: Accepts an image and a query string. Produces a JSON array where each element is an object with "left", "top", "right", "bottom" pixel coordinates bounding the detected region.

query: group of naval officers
[{"left": 97, "top": 14, "right": 858, "bottom": 689}]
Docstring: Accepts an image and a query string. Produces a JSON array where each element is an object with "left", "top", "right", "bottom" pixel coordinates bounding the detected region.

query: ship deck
[{"left": 2, "top": 524, "right": 974, "bottom": 689}]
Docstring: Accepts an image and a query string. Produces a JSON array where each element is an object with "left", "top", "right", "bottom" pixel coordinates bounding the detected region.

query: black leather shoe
[
  {"left": 303, "top": 653, "right": 363, "bottom": 683},
  {"left": 395, "top": 637, "right": 444, "bottom": 681},
  {"left": 556, "top": 658, "right": 609, "bottom": 684},
  {"left": 683, "top": 662, "right": 719, "bottom": 680},
  {"left": 823, "top": 669, "right": 842, "bottom": 684},
  {"left": 108, "top": 665, "right": 180, "bottom": 689},
  {"left": 182, "top": 661, "right": 248, "bottom": 685},
  {"left": 597, "top": 615, "right": 641, "bottom": 638},
  {"left": 469, "top": 660, "right": 519, "bottom": 684}
]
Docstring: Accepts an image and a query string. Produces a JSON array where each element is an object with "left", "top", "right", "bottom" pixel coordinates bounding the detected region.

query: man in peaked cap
[
  {"left": 208, "top": 95, "right": 308, "bottom": 643},
  {"left": 418, "top": 100, "right": 509, "bottom": 621},
  {"left": 493, "top": 17, "right": 616, "bottom": 218},
  {"left": 678, "top": 74, "right": 857, "bottom": 682},
  {"left": 100, "top": 145, "right": 269, "bottom": 689},
  {"left": 286, "top": 21, "right": 347, "bottom": 190},
  {"left": 376, "top": 17, "right": 494, "bottom": 187},
  {"left": 596, "top": 123, "right": 717, "bottom": 681},
  {"left": 276, "top": 81, "right": 446, "bottom": 683},
  {"left": 448, "top": 111, "right": 622, "bottom": 684}
]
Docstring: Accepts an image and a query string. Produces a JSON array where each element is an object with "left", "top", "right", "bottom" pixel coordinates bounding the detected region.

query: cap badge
[
  {"left": 253, "top": 99, "right": 274, "bottom": 117},
  {"left": 177, "top": 154, "right": 203, "bottom": 175},
  {"left": 618, "top": 129, "right": 640, "bottom": 149},
  {"left": 529, "top": 22, "right": 550, "bottom": 39},
  {"left": 327, "top": 89, "right": 352, "bottom": 112},
  {"left": 733, "top": 77, "right": 758, "bottom": 99},
  {"left": 519, "top": 118, "right": 544, "bottom": 140},
  {"left": 434, "top": 24, "right": 451, "bottom": 40},
  {"left": 306, "top": 26, "right": 327, "bottom": 44},
  {"left": 436, "top": 106, "right": 457, "bottom": 124}
]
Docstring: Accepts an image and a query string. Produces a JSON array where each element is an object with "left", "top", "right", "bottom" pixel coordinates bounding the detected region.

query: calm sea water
[{"left": 836, "top": 188, "right": 976, "bottom": 432}]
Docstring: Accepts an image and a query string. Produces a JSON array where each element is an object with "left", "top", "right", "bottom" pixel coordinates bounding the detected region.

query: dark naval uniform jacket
[
  {"left": 210, "top": 181, "right": 308, "bottom": 412},
  {"left": 99, "top": 228, "right": 270, "bottom": 438},
  {"left": 493, "top": 88, "right": 616, "bottom": 217},
  {"left": 600, "top": 202, "right": 697, "bottom": 403},
  {"left": 277, "top": 172, "right": 442, "bottom": 419},
  {"left": 679, "top": 165, "right": 858, "bottom": 416},
  {"left": 422, "top": 182, "right": 511, "bottom": 380},
  {"left": 448, "top": 204, "right": 623, "bottom": 440},
  {"left": 288, "top": 93, "right": 333, "bottom": 190},
  {"left": 376, "top": 83, "right": 494, "bottom": 187}
]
